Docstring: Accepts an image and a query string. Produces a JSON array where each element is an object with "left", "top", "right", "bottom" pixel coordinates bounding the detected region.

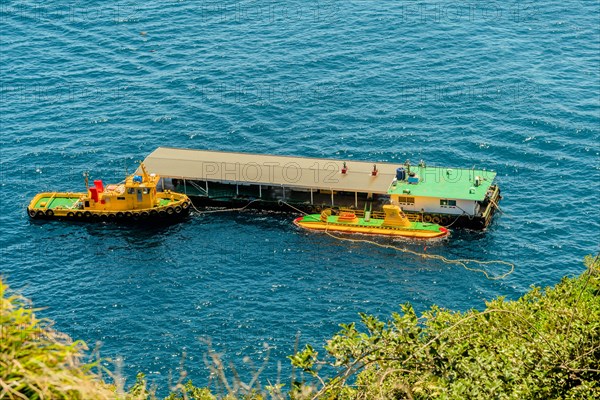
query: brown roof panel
[{"left": 143, "top": 147, "right": 397, "bottom": 193}]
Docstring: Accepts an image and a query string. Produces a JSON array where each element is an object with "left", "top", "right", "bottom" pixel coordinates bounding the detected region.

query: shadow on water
[
  {"left": 29, "top": 215, "right": 190, "bottom": 237},
  {"left": 26, "top": 217, "right": 193, "bottom": 264}
]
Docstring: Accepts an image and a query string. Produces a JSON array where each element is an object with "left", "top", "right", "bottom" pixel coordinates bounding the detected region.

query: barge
[{"left": 142, "top": 147, "right": 501, "bottom": 230}]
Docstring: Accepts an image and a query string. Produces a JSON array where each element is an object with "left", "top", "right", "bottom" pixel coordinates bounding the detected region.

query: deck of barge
[{"left": 142, "top": 147, "right": 501, "bottom": 229}]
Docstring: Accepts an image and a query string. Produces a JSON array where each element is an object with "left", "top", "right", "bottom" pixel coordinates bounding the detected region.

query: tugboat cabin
[{"left": 86, "top": 164, "right": 161, "bottom": 211}]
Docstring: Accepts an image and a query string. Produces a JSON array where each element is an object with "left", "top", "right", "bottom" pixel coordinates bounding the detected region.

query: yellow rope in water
[{"left": 322, "top": 231, "right": 514, "bottom": 280}]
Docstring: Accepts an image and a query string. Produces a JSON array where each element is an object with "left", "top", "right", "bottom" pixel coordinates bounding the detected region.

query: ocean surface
[{"left": 1, "top": 0, "right": 599, "bottom": 394}]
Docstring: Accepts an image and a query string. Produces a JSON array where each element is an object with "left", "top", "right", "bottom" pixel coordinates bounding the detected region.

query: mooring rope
[
  {"left": 189, "top": 199, "right": 262, "bottom": 215},
  {"left": 442, "top": 212, "right": 466, "bottom": 228},
  {"left": 489, "top": 197, "right": 504, "bottom": 214},
  {"left": 277, "top": 200, "right": 309, "bottom": 216}
]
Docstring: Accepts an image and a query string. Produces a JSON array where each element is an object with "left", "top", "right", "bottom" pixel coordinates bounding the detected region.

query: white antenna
[{"left": 82, "top": 171, "right": 89, "bottom": 190}]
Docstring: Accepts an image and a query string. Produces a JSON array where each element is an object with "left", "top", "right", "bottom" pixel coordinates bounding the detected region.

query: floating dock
[{"left": 142, "top": 147, "right": 501, "bottom": 229}]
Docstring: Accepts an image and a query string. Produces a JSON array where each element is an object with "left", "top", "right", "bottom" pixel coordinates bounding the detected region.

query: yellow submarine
[
  {"left": 27, "top": 163, "right": 191, "bottom": 222},
  {"left": 294, "top": 204, "right": 449, "bottom": 239}
]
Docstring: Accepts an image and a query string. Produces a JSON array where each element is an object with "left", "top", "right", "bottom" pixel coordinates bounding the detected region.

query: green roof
[{"left": 387, "top": 166, "right": 496, "bottom": 201}]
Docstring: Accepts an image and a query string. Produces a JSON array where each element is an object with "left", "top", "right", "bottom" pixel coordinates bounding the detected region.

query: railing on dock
[{"left": 338, "top": 207, "right": 422, "bottom": 222}]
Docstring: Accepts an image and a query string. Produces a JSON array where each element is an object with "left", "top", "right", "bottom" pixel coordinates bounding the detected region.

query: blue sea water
[{"left": 1, "top": 0, "right": 599, "bottom": 393}]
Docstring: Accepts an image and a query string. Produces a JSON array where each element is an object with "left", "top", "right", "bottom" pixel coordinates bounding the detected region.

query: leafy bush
[{"left": 290, "top": 254, "right": 600, "bottom": 399}]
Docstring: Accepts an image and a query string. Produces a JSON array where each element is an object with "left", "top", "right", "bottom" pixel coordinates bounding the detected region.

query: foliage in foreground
[
  {"left": 0, "top": 279, "right": 116, "bottom": 399},
  {"left": 291, "top": 254, "right": 600, "bottom": 399},
  {"left": 0, "top": 254, "right": 598, "bottom": 399}
]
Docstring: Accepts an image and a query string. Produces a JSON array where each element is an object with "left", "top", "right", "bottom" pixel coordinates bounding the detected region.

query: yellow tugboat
[
  {"left": 27, "top": 163, "right": 191, "bottom": 222},
  {"left": 294, "top": 204, "right": 449, "bottom": 239}
]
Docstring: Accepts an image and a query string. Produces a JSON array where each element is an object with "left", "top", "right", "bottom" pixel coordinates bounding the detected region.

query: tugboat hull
[{"left": 28, "top": 191, "right": 192, "bottom": 223}]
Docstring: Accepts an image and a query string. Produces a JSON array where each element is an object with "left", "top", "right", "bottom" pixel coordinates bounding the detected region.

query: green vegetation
[
  {"left": 0, "top": 279, "right": 115, "bottom": 399},
  {"left": 1, "top": 255, "right": 599, "bottom": 399}
]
